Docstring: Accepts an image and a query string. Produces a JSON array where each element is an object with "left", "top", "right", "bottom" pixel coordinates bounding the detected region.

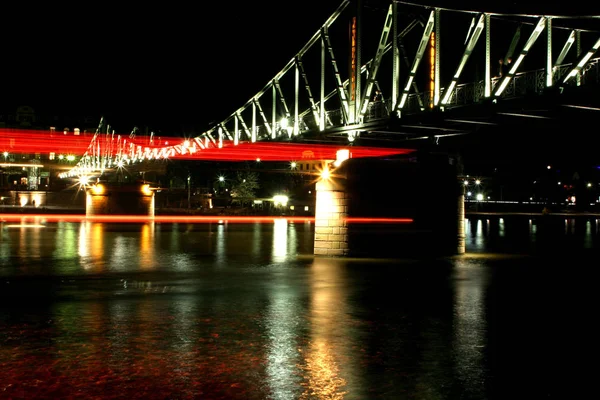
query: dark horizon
[{"left": 1, "top": 1, "right": 597, "bottom": 135}]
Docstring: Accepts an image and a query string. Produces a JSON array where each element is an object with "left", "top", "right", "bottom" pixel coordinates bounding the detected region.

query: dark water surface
[{"left": 0, "top": 216, "right": 598, "bottom": 399}]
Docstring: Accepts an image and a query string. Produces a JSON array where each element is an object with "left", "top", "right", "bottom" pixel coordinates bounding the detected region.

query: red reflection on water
[{"left": 0, "top": 214, "right": 413, "bottom": 224}]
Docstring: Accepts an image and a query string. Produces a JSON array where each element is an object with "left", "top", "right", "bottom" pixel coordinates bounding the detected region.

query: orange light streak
[{"left": 430, "top": 32, "right": 435, "bottom": 109}]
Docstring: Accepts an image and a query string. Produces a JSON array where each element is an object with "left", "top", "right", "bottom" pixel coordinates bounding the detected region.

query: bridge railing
[{"left": 249, "top": 57, "right": 599, "bottom": 138}]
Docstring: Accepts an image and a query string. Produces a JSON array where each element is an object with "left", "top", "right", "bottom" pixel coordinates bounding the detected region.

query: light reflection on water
[
  {"left": 464, "top": 216, "right": 599, "bottom": 253},
  {"left": 0, "top": 216, "right": 598, "bottom": 398}
]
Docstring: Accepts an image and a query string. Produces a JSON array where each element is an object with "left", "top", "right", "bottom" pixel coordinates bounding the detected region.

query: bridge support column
[
  {"left": 314, "top": 175, "right": 349, "bottom": 256},
  {"left": 314, "top": 153, "right": 464, "bottom": 258},
  {"left": 457, "top": 183, "right": 466, "bottom": 254},
  {"left": 86, "top": 183, "right": 155, "bottom": 216}
]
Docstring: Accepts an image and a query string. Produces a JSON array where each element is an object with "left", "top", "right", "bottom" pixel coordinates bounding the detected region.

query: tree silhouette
[{"left": 230, "top": 170, "right": 260, "bottom": 207}]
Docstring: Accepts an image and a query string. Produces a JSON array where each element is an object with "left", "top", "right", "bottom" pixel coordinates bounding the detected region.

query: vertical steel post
[
  {"left": 434, "top": 8, "right": 441, "bottom": 107},
  {"left": 272, "top": 83, "right": 276, "bottom": 139},
  {"left": 485, "top": 13, "right": 491, "bottom": 98},
  {"left": 234, "top": 115, "right": 239, "bottom": 145},
  {"left": 252, "top": 102, "right": 257, "bottom": 143},
  {"left": 546, "top": 17, "right": 553, "bottom": 87},
  {"left": 294, "top": 60, "right": 300, "bottom": 136},
  {"left": 320, "top": 31, "right": 326, "bottom": 131},
  {"left": 576, "top": 30, "right": 582, "bottom": 86},
  {"left": 392, "top": 1, "right": 400, "bottom": 110}
]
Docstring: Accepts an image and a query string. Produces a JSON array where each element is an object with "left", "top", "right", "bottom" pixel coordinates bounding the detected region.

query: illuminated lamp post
[{"left": 187, "top": 173, "right": 191, "bottom": 209}]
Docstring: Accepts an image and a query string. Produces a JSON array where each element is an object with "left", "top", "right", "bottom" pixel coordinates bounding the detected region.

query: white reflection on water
[
  {"left": 252, "top": 222, "right": 262, "bottom": 257},
  {"left": 111, "top": 236, "right": 133, "bottom": 271},
  {"left": 215, "top": 222, "right": 226, "bottom": 265},
  {"left": 528, "top": 219, "right": 537, "bottom": 238},
  {"left": 585, "top": 220, "right": 592, "bottom": 249},
  {"left": 54, "top": 221, "right": 77, "bottom": 260},
  {"left": 465, "top": 219, "right": 486, "bottom": 251},
  {"left": 565, "top": 218, "right": 573, "bottom": 235},
  {"left": 171, "top": 223, "right": 180, "bottom": 251},
  {"left": 272, "top": 219, "right": 288, "bottom": 262},
  {"left": 452, "top": 258, "right": 488, "bottom": 396}
]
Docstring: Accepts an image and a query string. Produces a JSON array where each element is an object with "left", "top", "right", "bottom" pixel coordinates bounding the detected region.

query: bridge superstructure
[
  {"left": 192, "top": 0, "right": 598, "bottom": 143},
  {"left": 58, "top": 0, "right": 598, "bottom": 179}
]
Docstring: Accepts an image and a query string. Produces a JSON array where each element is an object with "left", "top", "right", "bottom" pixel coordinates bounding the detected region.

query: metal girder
[
  {"left": 323, "top": 26, "right": 350, "bottom": 123},
  {"left": 219, "top": 124, "right": 233, "bottom": 141},
  {"left": 441, "top": 13, "right": 485, "bottom": 105},
  {"left": 398, "top": 37, "right": 424, "bottom": 108},
  {"left": 359, "top": 3, "right": 393, "bottom": 118},
  {"left": 273, "top": 79, "right": 291, "bottom": 121},
  {"left": 555, "top": 30, "right": 576, "bottom": 67},
  {"left": 252, "top": 98, "right": 272, "bottom": 138},
  {"left": 562, "top": 37, "right": 600, "bottom": 84},
  {"left": 296, "top": 57, "right": 320, "bottom": 129},
  {"left": 206, "top": 131, "right": 217, "bottom": 147},
  {"left": 299, "top": 16, "right": 420, "bottom": 122},
  {"left": 396, "top": 10, "right": 435, "bottom": 111},
  {"left": 494, "top": 17, "right": 546, "bottom": 97},
  {"left": 235, "top": 112, "right": 252, "bottom": 142},
  {"left": 505, "top": 24, "right": 521, "bottom": 64}
]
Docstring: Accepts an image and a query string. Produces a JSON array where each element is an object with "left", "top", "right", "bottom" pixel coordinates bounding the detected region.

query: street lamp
[{"left": 187, "top": 174, "right": 191, "bottom": 209}]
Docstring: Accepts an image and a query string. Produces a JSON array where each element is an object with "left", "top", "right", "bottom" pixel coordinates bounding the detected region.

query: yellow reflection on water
[
  {"left": 299, "top": 258, "right": 349, "bottom": 399},
  {"left": 300, "top": 339, "right": 347, "bottom": 400},
  {"left": 78, "top": 222, "right": 105, "bottom": 271},
  {"left": 139, "top": 222, "right": 156, "bottom": 269}
]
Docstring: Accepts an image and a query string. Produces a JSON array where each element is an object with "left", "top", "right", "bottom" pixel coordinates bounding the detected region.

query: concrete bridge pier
[
  {"left": 86, "top": 182, "right": 155, "bottom": 216},
  {"left": 314, "top": 175, "right": 350, "bottom": 256},
  {"left": 314, "top": 153, "right": 465, "bottom": 258}
]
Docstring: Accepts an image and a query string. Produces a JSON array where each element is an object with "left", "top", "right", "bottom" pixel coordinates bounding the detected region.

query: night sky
[{"left": 1, "top": 1, "right": 597, "bottom": 135}]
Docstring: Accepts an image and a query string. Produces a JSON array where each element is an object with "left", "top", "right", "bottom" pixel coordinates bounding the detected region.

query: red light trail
[
  {"left": 0, "top": 214, "right": 414, "bottom": 224},
  {"left": 0, "top": 128, "right": 415, "bottom": 162}
]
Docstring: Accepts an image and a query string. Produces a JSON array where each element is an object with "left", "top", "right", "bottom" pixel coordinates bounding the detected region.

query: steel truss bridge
[{"left": 10, "top": 0, "right": 598, "bottom": 180}]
